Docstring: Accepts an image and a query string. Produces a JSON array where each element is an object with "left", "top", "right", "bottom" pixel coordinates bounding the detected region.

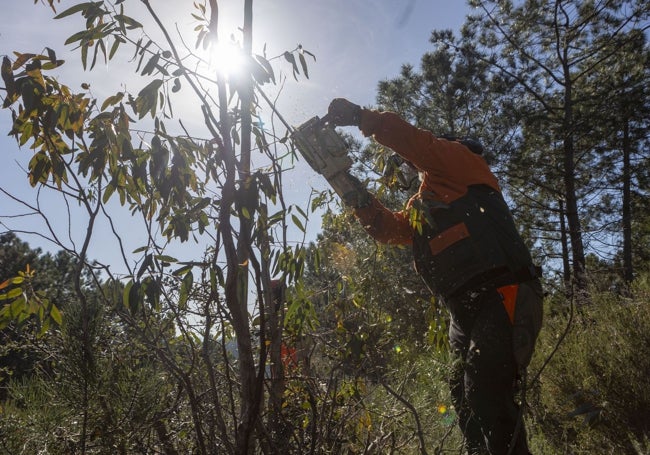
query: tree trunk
[
  {"left": 622, "top": 119, "right": 633, "bottom": 284},
  {"left": 562, "top": 130, "right": 586, "bottom": 294},
  {"left": 560, "top": 41, "right": 587, "bottom": 296},
  {"left": 234, "top": 1, "right": 262, "bottom": 453},
  {"left": 558, "top": 198, "right": 572, "bottom": 292},
  {"left": 268, "top": 281, "right": 289, "bottom": 451}
]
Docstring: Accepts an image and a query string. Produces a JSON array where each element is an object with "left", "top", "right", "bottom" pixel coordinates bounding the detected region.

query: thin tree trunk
[
  {"left": 268, "top": 281, "right": 288, "bottom": 450},
  {"left": 558, "top": 198, "right": 572, "bottom": 292},
  {"left": 234, "top": 1, "right": 260, "bottom": 453},
  {"left": 622, "top": 119, "right": 633, "bottom": 284},
  {"left": 560, "top": 48, "right": 587, "bottom": 296},
  {"left": 562, "top": 133, "right": 586, "bottom": 293}
]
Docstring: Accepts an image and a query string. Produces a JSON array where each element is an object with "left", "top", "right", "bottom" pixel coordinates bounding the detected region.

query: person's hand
[
  {"left": 327, "top": 98, "right": 362, "bottom": 127},
  {"left": 327, "top": 172, "right": 371, "bottom": 208}
]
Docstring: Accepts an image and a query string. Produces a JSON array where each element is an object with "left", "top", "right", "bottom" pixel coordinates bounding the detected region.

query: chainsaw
[{"left": 291, "top": 114, "right": 366, "bottom": 204}]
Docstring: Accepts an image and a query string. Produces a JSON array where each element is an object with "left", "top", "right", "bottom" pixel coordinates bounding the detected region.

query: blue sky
[{"left": 0, "top": 0, "right": 470, "bottom": 271}]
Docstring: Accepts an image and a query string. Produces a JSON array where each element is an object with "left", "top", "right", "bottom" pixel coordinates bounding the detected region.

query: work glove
[
  {"left": 341, "top": 175, "right": 371, "bottom": 208},
  {"left": 327, "top": 98, "right": 362, "bottom": 127},
  {"left": 328, "top": 172, "right": 371, "bottom": 209}
]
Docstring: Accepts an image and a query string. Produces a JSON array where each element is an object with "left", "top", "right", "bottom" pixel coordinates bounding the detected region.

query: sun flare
[{"left": 208, "top": 40, "right": 246, "bottom": 78}]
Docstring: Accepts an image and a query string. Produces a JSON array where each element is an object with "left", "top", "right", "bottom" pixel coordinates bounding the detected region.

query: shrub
[{"left": 528, "top": 273, "right": 650, "bottom": 454}]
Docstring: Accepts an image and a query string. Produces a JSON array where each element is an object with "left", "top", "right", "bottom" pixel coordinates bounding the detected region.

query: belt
[{"left": 451, "top": 265, "right": 542, "bottom": 298}]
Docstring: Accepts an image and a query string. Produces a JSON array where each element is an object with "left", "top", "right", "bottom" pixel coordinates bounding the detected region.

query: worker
[{"left": 324, "top": 98, "right": 544, "bottom": 455}]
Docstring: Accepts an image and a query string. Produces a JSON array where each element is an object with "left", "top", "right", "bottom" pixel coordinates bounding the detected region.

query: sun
[{"left": 207, "top": 39, "right": 246, "bottom": 79}]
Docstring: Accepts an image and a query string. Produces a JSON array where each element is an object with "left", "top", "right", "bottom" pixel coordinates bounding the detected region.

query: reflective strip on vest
[{"left": 429, "top": 222, "right": 470, "bottom": 255}]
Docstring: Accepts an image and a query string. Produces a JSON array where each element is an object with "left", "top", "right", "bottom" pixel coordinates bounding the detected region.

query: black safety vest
[{"left": 412, "top": 185, "right": 534, "bottom": 298}]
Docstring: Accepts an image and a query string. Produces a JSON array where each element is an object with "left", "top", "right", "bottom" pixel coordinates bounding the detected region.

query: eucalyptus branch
[{"left": 140, "top": 0, "right": 223, "bottom": 140}]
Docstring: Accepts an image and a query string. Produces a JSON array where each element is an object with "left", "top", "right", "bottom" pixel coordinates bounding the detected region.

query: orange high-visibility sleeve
[
  {"left": 353, "top": 195, "right": 413, "bottom": 246},
  {"left": 359, "top": 110, "right": 500, "bottom": 203}
]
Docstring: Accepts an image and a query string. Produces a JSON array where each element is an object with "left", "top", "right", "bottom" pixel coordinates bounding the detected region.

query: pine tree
[{"left": 463, "top": 0, "right": 650, "bottom": 295}]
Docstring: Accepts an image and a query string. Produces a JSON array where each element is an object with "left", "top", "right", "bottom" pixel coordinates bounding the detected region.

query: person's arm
[
  {"left": 321, "top": 171, "right": 413, "bottom": 245},
  {"left": 326, "top": 98, "right": 465, "bottom": 172},
  {"left": 359, "top": 110, "right": 466, "bottom": 170},
  {"left": 352, "top": 194, "right": 413, "bottom": 246}
]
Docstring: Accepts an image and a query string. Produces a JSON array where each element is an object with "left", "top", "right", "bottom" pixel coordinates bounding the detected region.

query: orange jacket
[{"left": 353, "top": 110, "right": 500, "bottom": 245}]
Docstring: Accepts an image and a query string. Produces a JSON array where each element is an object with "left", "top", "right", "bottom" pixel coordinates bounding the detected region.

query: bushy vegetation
[
  {"left": 2, "top": 239, "right": 650, "bottom": 453},
  {"left": 528, "top": 274, "right": 650, "bottom": 454}
]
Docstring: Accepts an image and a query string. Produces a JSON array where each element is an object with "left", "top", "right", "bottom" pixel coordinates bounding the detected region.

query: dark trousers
[{"left": 446, "top": 280, "right": 542, "bottom": 455}]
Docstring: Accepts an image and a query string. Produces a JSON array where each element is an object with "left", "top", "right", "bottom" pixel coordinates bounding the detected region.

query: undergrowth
[{"left": 527, "top": 273, "right": 650, "bottom": 454}]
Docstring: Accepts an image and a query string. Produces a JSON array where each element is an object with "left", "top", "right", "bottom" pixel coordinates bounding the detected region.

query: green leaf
[
  {"left": 154, "top": 255, "right": 178, "bottom": 263},
  {"left": 283, "top": 51, "right": 299, "bottom": 79},
  {"left": 81, "top": 43, "right": 88, "bottom": 70},
  {"left": 192, "top": 197, "right": 211, "bottom": 212},
  {"left": 299, "top": 52, "right": 309, "bottom": 79},
  {"left": 1, "top": 57, "right": 16, "bottom": 104},
  {"left": 172, "top": 264, "right": 193, "bottom": 276},
  {"left": 137, "top": 253, "right": 153, "bottom": 279},
  {"left": 39, "top": 317, "right": 51, "bottom": 336},
  {"left": 4, "top": 288, "right": 23, "bottom": 300},
  {"left": 100, "top": 92, "right": 124, "bottom": 111},
  {"left": 128, "top": 281, "right": 141, "bottom": 313},
  {"left": 54, "top": 2, "right": 94, "bottom": 19},
  {"left": 295, "top": 204, "right": 308, "bottom": 220},
  {"left": 132, "top": 38, "right": 143, "bottom": 60},
  {"left": 9, "top": 293, "right": 25, "bottom": 311},
  {"left": 109, "top": 38, "right": 121, "bottom": 60},
  {"left": 141, "top": 52, "right": 160, "bottom": 76},
  {"left": 291, "top": 214, "right": 305, "bottom": 233},
  {"left": 50, "top": 304, "right": 63, "bottom": 325},
  {"left": 135, "top": 79, "right": 163, "bottom": 119},
  {"left": 254, "top": 54, "right": 275, "bottom": 84},
  {"left": 65, "top": 30, "right": 89, "bottom": 46},
  {"left": 122, "top": 280, "right": 133, "bottom": 309},
  {"left": 171, "top": 78, "right": 181, "bottom": 93},
  {"left": 195, "top": 30, "right": 207, "bottom": 50},
  {"left": 101, "top": 92, "right": 124, "bottom": 111},
  {"left": 178, "top": 271, "right": 193, "bottom": 310},
  {"left": 46, "top": 47, "right": 57, "bottom": 63},
  {"left": 114, "top": 14, "right": 143, "bottom": 30},
  {"left": 302, "top": 48, "right": 316, "bottom": 61},
  {"left": 102, "top": 182, "right": 115, "bottom": 204},
  {"left": 90, "top": 38, "right": 106, "bottom": 70}
]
